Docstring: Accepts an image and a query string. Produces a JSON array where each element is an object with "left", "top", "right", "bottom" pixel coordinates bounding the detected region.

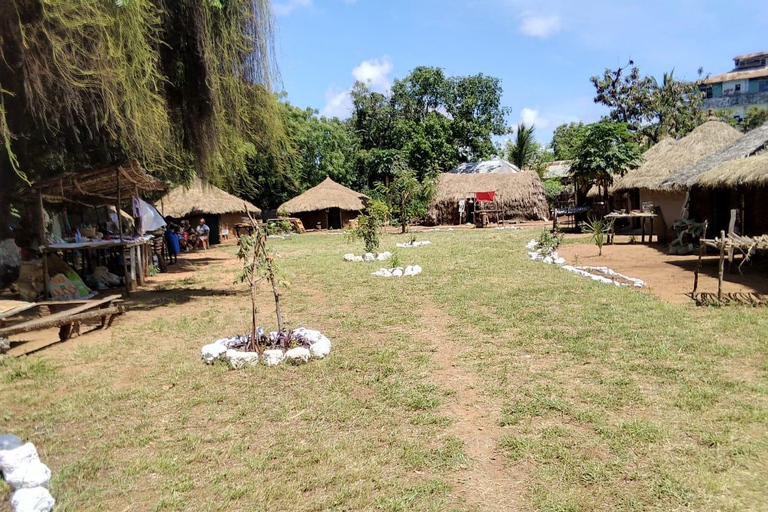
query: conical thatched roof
[
  {"left": 696, "top": 152, "right": 768, "bottom": 188},
  {"left": 614, "top": 120, "right": 743, "bottom": 192},
  {"left": 450, "top": 159, "right": 521, "bottom": 174},
  {"left": 662, "top": 121, "right": 768, "bottom": 189},
  {"left": 428, "top": 171, "right": 549, "bottom": 224},
  {"left": 279, "top": 177, "right": 369, "bottom": 214},
  {"left": 159, "top": 178, "right": 260, "bottom": 218}
]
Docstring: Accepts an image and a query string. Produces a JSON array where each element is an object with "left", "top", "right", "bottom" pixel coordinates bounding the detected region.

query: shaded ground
[{"left": 557, "top": 237, "right": 768, "bottom": 303}]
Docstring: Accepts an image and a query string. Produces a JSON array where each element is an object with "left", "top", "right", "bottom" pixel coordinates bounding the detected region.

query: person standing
[{"left": 196, "top": 218, "right": 210, "bottom": 250}]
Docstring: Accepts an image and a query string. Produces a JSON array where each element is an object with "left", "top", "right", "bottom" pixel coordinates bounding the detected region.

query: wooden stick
[
  {"left": 116, "top": 168, "right": 130, "bottom": 296},
  {"left": 718, "top": 230, "right": 726, "bottom": 301}
]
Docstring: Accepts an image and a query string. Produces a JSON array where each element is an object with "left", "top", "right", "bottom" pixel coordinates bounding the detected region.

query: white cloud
[
  {"left": 321, "top": 56, "right": 394, "bottom": 118},
  {"left": 352, "top": 57, "right": 393, "bottom": 92},
  {"left": 520, "top": 107, "right": 540, "bottom": 127},
  {"left": 518, "top": 12, "right": 562, "bottom": 38},
  {"left": 319, "top": 88, "right": 352, "bottom": 118}
]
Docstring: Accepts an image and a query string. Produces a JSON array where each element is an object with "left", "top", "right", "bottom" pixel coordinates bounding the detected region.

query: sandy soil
[{"left": 557, "top": 236, "right": 768, "bottom": 304}]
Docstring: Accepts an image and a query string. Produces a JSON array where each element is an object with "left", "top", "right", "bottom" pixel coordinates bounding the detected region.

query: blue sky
[{"left": 273, "top": 0, "right": 767, "bottom": 144}]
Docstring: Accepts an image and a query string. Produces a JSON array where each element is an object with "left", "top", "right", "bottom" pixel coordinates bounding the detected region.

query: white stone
[
  {"left": 376, "top": 251, "right": 392, "bottom": 261},
  {"left": 525, "top": 239, "right": 538, "bottom": 250},
  {"left": 363, "top": 252, "right": 375, "bottom": 262},
  {"left": 262, "top": 349, "right": 285, "bottom": 366},
  {"left": 353, "top": 256, "right": 364, "bottom": 262},
  {"left": 224, "top": 350, "right": 259, "bottom": 369},
  {"left": 285, "top": 347, "right": 311, "bottom": 364},
  {"left": 392, "top": 268, "right": 404, "bottom": 277},
  {"left": 200, "top": 343, "right": 227, "bottom": 364},
  {"left": 0, "top": 443, "right": 40, "bottom": 476},
  {"left": 309, "top": 337, "right": 332, "bottom": 358},
  {"left": 343, "top": 253, "right": 356, "bottom": 262},
  {"left": 5, "top": 461, "right": 51, "bottom": 489},
  {"left": 10, "top": 487, "right": 55, "bottom": 512},
  {"left": 411, "top": 265, "right": 422, "bottom": 275}
]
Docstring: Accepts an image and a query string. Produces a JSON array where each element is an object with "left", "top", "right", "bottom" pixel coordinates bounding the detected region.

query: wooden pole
[
  {"left": 692, "top": 220, "right": 708, "bottom": 295},
  {"left": 38, "top": 190, "right": 50, "bottom": 300},
  {"left": 717, "top": 230, "right": 726, "bottom": 301},
  {"left": 117, "top": 168, "right": 130, "bottom": 296}
]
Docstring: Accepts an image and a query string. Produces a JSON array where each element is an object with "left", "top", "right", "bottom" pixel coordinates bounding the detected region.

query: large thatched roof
[
  {"left": 428, "top": 171, "right": 549, "bottom": 224},
  {"left": 449, "top": 159, "right": 521, "bottom": 174},
  {"left": 279, "top": 177, "right": 368, "bottom": 214},
  {"left": 159, "top": 178, "right": 260, "bottom": 218},
  {"left": 696, "top": 152, "right": 768, "bottom": 188},
  {"left": 662, "top": 121, "right": 768, "bottom": 189},
  {"left": 614, "top": 120, "right": 742, "bottom": 192}
]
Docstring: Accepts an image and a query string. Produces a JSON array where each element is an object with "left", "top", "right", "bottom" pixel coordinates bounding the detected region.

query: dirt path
[{"left": 419, "top": 304, "right": 530, "bottom": 512}]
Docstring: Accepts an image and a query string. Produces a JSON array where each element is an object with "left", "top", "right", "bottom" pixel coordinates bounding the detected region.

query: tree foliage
[
  {"left": 591, "top": 61, "right": 705, "bottom": 143},
  {"left": 570, "top": 122, "right": 643, "bottom": 199},
  {"left": 0, "top": 0, "right": 280, "bottom": 189},
  {"left": 550, "top": 122, "right": 587, "bottom": 160},
  {"left": 506, "top": 123, "right": 536, "bottom": 170}
]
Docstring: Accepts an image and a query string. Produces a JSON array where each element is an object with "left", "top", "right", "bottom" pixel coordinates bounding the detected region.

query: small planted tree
[
  {"left": 236, "top": 210, "right": 287, "bottom": 353},
  {"left": 348, "top": 199, "right": 389, "bottom": 253},
  {"left": 582, "top": 217, "right": 614, "bottom": 256}
]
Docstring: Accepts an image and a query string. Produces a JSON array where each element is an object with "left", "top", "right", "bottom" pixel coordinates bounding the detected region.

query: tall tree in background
[
  {"left": 569, "top": 122, "right": 643, "bottom": 203},
  {"left": 350, "top": 67, "right": 510, "bottom": 187},
  {"left": 550, "top": 122, "right": 587, "bottom": 160},
  {"left": 591, "top": 61, "right": 705, "bottom": 144},
  {"left": 506, "top": 123, "right": 537, "bottom": 170}
]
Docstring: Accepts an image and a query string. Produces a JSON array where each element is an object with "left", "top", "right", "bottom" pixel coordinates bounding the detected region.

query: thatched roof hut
[
  {"left": 449, "top": 159, "right": 521, "bottom": 174},
  {"left": 427, "top": 171, "right": 549, "bottom": 225},
  {"left": 614, "top": 120, "right": 743, "bottom": 192},
  {"left": 158, "top": 178, "right": 260, "bottom": 244},
  {"left": 278, "top": 177, "right": 369, "bottom": 230},
  {"left": 696, "top": 153, "right": 768, "bottom": 188},
  {"left": 159, "top": 178, "right": 260, "bottom": 218},
  {"left": 662, "top": 121, "right": 768, "bottom": 190}
]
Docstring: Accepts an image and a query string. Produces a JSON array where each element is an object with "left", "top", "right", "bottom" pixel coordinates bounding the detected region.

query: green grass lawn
[{"left": 1, "top": 229, "right": 766, "bottom": 511}]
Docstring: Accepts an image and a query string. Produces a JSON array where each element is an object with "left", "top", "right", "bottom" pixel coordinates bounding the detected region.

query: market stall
[{"left": 28, "top": 161, "right": 168, "bottom": 298}]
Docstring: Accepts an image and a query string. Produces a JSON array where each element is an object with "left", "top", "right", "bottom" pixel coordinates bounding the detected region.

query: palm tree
[{"left": 507, "top": 123, "right": 536, "bottom": 170}]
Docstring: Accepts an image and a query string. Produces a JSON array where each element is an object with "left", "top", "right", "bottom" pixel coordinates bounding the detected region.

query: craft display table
[{"left": 604, "top": 212, "right": 658, "bottom": 244}]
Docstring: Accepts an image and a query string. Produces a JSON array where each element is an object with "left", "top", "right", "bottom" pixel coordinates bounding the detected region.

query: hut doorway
[{"left": 328, "top": 208, "right": 342, "bottom": 230}]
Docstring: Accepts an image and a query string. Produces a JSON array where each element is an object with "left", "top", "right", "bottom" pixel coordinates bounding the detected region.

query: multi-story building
[{"left": 700, "top": 52, "right": 768, "bottom": 119}]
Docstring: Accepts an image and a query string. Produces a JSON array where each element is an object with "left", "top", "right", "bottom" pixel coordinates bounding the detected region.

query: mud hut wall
[
  {"left": 639, "top": 189, "right": 687, "bottom": 239},
  {"left": 219, "top": 213, "right": 248, "bottom": 240},
  {"left": 341, "top": 210, "right": 359, "bottom": 228},
  {"left": 295, "top": 210, "right": 329, "bottom": 230}
]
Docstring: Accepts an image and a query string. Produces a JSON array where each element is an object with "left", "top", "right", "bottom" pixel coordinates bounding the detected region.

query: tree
[
  {"left": 744, "top": 107, "right": 768, "bottom": 132},
  {"left": 0, "top": 0, "right": 281, "bottom": 189},
  {"left": 506, "top": 123, "right": 536, "bottom": 170},
  {"left": 591, "top": 61, "right": 705, "bottom": 143},
  {"left": 550, "top": 122, "right": 587, "bottom": 160},
  {"left": 379, "top": 157, "right": 436, "bottom": 234},
  {"left": 570, "top": 122, "right": 643, "bottom": 202}
]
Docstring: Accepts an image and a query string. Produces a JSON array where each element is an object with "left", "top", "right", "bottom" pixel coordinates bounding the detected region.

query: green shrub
[
  {"left": 348, "top": 199, "right": 389, "bottom": 253},
  {"left": 536, "top": 228, "right": 563, "bottom": 253},
  {"left": 582, "top": 217, "right": 614, "bottom": 256}
]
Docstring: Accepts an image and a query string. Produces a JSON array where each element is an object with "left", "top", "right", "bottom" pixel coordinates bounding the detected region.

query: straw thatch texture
[
  {"left": 428, "top": 172, "right": 548, "bottom": 224},
  {"left": 614, "top": 120, "right": 743, "bottom": 192},
  {"left": 279, "top": 176, "right": 369, "bottom": 214},
  {"left": 662, "top": 121, "right": 768, "bottom": 189},
  {"left": 696, "top": 153, "right": 768, "bottom": 188},
  {"left": 449, "top": 159, "right": 521, "bottom": 174},
  {"left": 159, "top": 178, "right": 260, "bottom": 218}
]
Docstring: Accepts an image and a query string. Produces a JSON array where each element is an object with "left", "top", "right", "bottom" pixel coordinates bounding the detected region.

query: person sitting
[{"left": 196, "top": 218, "right": 211, "bottom": 250}]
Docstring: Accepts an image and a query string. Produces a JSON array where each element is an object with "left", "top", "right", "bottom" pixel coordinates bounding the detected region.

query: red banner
[{"left": 475, "top": 191, "right": 496, "bottom": 202}]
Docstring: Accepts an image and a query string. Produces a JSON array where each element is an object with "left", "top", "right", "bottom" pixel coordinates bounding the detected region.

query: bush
[
  {"left": 348, "top": 199, "right": 389, "bottom": 253},
  {"left": 582, "top": 217, "right": 614, "bottom": 256},
  {"left": 537, "top": 228, "right": 563, "bottom": 253},
  {"left": 266, "top": 220, "right": 293, "bottom": 235},
  {"left": 542, "top": 179, "right": 564, "bottom": 207}
]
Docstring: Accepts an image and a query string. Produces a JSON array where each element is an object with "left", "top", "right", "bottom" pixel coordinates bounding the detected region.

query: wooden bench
[{"left": 0, "top": 295, "right": 124, "bottom": 352}]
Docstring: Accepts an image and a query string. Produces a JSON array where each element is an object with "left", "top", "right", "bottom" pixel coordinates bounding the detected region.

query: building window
[
  {"left": 706, "top": 86, "right": 713, "bottom": 99},
  {"left": 760, "top": 80, "right": 768, "bottom": 93},
  {"left": 735, "top": 84, "right": 741, "bottom": 93}
]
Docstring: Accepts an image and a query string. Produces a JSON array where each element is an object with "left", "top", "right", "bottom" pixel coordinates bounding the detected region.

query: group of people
[{"left": 164, "top": 218, "right": 210, "bottom": 262}]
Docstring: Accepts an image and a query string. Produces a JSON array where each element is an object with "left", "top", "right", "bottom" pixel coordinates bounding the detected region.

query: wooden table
[
  {"left": 604, "top": 212, "right": 658, "bottom": 244},
  {"left": 42, "top": 237, "right": 152, "bottom": 297}
]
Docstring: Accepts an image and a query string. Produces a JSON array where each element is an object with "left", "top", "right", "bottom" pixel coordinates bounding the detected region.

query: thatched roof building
[
  {"left": 158, "top": 178, "right": 260, "bottom": 244},
  {"left": 662, "top": 121, "right": 768, "bottom": 189},
  {"left": 427, "top": 171, "right": 548, "bottom": 225},
  {"left": 449, "top": 159, "right": 521, "bottom": 174},
  {"left": 696, "top": 153, "right": 768, "bottom": 188},
  {"left": 160, "top": 178, "right": 260, "bottom": 218},
  {"left": 614, "top": 120, "right": 743, "bottom": 192},
  {"left": 278, "top": 177, "right": 369, "bottom": 230}
]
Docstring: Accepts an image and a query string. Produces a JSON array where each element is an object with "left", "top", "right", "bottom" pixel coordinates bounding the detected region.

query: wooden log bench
[{"left": 0, "top": 295, "right": 124, "bottom": 352}]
